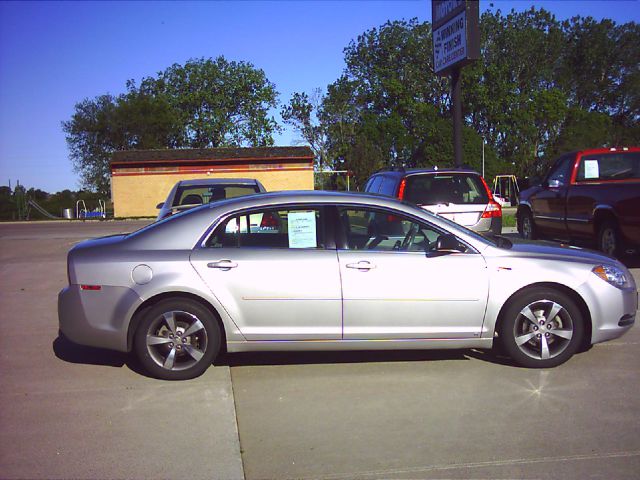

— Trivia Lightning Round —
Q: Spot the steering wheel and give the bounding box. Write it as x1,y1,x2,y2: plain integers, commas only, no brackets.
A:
401,224,418,250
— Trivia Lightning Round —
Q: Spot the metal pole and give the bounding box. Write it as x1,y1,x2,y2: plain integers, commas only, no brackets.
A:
482,137,485,178
451,67,463,168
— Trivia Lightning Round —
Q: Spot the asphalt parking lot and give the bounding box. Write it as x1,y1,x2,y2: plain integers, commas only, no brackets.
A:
1,220,639,479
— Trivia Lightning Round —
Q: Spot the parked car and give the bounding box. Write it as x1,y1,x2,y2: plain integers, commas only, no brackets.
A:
364,168,502,234
517,147,640,256
59,191,636,380
156,178,266,221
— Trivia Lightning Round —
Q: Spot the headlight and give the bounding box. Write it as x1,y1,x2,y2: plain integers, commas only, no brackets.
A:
592,265,632,289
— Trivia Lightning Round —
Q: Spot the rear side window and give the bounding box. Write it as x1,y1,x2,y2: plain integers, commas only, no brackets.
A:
364,176,383,194
207,207,325,249
404,174,489,205
378,176,397,196
173,184,259,207
576,152,640,181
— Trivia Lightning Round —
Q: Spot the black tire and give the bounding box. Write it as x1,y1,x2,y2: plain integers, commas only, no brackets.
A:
499,288,584,368
134,298,221,380
519,209,537,240
597,221,620,257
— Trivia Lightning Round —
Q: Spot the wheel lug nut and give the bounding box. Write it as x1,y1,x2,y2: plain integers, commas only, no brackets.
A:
169,334,174,339
182,338,187,343
545,332,550,337
169,342,174,347
536,333,541,338
533,326,538,331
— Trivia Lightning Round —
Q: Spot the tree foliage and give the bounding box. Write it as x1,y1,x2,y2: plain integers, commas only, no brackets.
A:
63,57,278,195
285,10,639,184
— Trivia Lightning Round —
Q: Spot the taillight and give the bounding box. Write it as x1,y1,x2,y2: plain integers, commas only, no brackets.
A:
481,200,502,218
80,285,102,291
397,178,407,200
479,176,502,219
260,212,278,229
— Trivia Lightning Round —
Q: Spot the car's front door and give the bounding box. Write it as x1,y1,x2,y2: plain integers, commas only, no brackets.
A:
336,207,489,339
530,154,575,237
190,206,342,341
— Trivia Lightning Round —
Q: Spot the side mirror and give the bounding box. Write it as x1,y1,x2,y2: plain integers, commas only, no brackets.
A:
156,202,164,209
547,179,562,188
435,234,465,253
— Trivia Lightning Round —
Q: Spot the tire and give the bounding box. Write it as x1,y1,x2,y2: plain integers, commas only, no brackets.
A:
499,288,584,368
519,209,537,240
597,221,620,257
134,298,221,380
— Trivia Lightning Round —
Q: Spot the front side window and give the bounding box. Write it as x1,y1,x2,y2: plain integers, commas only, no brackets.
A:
339,207,450,252
576,152,640,182
207,207,325,249
546,154,575,186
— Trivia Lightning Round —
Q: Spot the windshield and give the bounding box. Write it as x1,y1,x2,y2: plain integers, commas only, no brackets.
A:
172,184,259,207
404,173,489,205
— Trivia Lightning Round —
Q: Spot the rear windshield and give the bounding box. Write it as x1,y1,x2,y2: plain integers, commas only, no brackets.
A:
173,184,259,207
404,173,489,205
576,152,640,181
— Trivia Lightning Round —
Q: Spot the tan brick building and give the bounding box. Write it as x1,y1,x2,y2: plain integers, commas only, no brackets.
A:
110,147,314,217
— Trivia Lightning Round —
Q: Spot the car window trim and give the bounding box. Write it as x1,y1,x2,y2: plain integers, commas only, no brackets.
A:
197,203,336,251
332,204,479,254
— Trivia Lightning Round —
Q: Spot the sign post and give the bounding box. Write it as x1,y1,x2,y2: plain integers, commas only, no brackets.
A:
432,1,480,167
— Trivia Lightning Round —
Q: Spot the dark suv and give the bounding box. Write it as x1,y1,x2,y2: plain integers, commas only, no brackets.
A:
363,168,502,234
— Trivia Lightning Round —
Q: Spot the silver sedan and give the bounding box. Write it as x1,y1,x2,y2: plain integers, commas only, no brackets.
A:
58,191,637,380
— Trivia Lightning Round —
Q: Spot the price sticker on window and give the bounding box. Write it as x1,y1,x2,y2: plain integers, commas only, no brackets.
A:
288,211,317,248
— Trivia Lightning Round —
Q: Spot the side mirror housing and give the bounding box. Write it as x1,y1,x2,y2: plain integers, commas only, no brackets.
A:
435,234,465,253
156,202,164,209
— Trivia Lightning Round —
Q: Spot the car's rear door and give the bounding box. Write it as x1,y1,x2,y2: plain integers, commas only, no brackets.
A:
190,205,342,340
336,207,489,339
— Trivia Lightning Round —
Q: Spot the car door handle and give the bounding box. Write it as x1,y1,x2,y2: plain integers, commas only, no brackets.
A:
207,260,238,270
346,261,376,271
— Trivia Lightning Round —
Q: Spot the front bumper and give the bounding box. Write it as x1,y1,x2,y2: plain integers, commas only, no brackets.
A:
588,284,637,344
58,285,141,352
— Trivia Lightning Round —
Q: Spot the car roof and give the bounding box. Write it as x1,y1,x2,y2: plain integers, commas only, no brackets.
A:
177,178,261,187
371,168,481,177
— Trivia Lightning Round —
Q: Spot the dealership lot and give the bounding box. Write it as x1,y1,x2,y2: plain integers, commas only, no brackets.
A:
1,221,639,479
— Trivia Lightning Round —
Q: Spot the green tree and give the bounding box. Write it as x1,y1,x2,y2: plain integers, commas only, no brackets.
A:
139,57,279,148
281,89,329,170
63,56,279,196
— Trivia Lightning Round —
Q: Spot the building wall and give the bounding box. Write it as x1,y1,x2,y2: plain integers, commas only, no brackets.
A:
111,164,314,217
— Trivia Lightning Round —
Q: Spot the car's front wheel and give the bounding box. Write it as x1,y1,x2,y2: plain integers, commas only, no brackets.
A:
519,209,537,240
134,298,221,380
499,288,584,368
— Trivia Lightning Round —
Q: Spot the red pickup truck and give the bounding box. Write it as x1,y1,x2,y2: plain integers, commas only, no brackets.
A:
517,147,640,257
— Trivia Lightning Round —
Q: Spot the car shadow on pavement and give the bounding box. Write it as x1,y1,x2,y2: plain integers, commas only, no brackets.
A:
52,334,145,374
218,349,474,367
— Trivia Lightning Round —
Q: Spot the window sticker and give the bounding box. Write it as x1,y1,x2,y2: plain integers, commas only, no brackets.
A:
288,210,317,248
584,159,600,179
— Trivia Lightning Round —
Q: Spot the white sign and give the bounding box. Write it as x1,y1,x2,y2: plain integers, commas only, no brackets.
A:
584,159,600,179
434,11,467,73
288,211,317,248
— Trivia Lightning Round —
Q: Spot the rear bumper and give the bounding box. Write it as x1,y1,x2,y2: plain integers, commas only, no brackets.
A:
58,285,141,352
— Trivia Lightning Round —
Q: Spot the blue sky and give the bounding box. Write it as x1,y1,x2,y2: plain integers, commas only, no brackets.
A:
1,0,638,193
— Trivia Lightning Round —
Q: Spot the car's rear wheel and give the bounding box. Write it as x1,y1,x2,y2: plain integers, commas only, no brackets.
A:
519,210,537,240
597,221,620,257
499,289,584,368
134,298,221,380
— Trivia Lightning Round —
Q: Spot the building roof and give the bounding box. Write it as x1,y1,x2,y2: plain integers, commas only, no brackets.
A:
111,146,314,166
